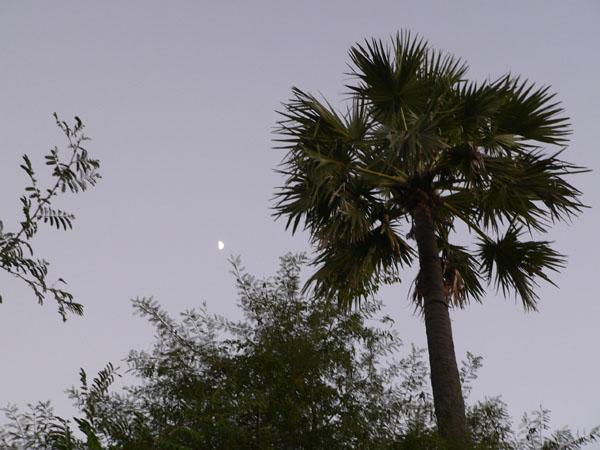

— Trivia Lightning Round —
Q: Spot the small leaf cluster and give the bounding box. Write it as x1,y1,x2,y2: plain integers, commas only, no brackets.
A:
0,114,101,319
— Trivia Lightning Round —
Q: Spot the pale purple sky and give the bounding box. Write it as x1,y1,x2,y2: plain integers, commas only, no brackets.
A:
1,0,598,434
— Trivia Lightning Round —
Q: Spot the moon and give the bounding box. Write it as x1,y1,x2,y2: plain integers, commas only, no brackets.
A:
217,240,225,250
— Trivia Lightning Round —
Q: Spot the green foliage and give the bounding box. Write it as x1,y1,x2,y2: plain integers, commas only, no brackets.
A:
0,402,56,448
0,114,100,319
1,255,597,449
273,31,586,311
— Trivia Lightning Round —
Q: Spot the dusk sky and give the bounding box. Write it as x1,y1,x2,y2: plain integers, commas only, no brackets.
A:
1,0,598,435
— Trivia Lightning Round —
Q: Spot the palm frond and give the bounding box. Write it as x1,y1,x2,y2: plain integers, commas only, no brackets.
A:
452,80,506,149
440,242,485,307
274,87,411,239
420,46,468,86
441,148,587,232
477,227,565,310
347,32,431,124
412,233,485,309
276,88,355,151
308,223,414,310
274,88,357,233
494,75,571,146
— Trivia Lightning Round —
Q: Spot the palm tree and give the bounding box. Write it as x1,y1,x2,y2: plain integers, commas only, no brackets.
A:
272,32,586,446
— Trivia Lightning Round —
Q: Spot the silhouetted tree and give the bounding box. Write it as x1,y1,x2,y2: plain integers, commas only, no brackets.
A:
273,32,586,445
2,255,597,449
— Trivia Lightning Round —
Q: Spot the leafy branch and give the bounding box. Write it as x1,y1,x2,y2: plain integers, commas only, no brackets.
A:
0,114,101,320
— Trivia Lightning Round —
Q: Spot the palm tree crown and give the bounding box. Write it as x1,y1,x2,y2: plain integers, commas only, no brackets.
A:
274,32,586,312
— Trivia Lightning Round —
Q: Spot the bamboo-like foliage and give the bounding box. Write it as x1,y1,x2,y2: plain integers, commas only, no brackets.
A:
274,31,586,311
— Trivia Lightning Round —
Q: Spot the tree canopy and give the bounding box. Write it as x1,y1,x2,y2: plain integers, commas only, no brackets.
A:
1,254,597,449
274,32,586,311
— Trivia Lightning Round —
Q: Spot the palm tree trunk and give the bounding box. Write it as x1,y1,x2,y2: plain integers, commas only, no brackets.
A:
412,200,470,447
